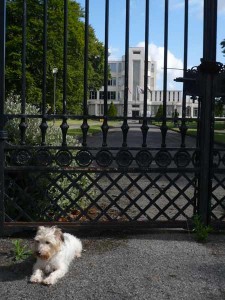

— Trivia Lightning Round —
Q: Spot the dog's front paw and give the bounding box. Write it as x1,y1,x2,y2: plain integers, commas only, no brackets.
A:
30,274,43,284
42,276,57,286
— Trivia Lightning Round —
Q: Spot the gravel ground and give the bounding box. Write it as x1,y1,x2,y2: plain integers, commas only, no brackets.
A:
1,230,225,300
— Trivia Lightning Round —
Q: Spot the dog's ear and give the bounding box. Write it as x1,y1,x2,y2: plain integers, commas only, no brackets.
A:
37,226,45,232
54,227,64,242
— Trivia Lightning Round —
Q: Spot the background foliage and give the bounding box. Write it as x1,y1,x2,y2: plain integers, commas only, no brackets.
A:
6,0,105,114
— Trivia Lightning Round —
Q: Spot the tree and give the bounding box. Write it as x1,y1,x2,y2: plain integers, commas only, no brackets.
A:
172,108,179,126
214,97,225,117
221,39,225,56
6,0,105,113
155,104,163,119
108,101,117,117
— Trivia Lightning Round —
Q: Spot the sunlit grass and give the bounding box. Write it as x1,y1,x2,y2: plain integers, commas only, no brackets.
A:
55,120,122,138
153,121,225,144
67,125,101,137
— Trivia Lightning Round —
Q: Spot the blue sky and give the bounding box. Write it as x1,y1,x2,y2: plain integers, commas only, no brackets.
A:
77,0,225,89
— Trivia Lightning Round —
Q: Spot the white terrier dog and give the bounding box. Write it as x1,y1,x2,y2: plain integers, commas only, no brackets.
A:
30,226,82,285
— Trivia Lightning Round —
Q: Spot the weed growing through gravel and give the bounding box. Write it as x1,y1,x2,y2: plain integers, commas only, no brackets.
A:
12,240,32,262
192,214,213,242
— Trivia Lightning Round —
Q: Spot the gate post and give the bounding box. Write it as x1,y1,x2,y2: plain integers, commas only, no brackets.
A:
0,0,7,235
198,0,218,225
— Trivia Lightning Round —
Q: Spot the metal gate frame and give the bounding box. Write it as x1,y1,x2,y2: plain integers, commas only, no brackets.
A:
0,0,225,234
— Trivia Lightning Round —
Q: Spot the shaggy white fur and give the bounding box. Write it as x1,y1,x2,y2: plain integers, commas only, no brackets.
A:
30,226,82,285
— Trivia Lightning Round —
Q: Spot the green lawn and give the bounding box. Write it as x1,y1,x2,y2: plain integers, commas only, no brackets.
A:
153,121,225,144
52,120,122,138
67,125,102,137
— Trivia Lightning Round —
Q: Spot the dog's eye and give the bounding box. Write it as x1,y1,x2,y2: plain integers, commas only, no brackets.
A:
45,241,50,245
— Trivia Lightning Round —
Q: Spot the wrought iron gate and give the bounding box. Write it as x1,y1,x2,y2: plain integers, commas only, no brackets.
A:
0,0,225,234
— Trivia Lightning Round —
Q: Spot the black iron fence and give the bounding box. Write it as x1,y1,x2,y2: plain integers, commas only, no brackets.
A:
0,0,225,234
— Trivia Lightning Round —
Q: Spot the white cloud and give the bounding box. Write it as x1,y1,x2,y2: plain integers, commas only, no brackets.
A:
137,42,183,89
108,46,121,61
218,0,225,14
172,0,225,17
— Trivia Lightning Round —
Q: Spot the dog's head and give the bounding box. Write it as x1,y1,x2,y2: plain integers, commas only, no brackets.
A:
33,226,64,260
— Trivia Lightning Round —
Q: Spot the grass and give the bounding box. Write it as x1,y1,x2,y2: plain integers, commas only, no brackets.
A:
67,125,102,137
51,119,122,138
153,120,225,144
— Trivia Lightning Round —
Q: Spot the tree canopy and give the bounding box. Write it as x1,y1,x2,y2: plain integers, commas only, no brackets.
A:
6,0,105,113
221,39,225,57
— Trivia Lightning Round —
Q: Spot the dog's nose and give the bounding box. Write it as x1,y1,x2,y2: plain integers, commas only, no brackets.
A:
36,251,41,256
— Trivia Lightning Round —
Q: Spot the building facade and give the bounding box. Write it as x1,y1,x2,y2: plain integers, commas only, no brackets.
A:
88,47,198,118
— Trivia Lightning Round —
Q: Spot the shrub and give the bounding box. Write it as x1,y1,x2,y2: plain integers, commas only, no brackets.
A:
5,94,94,221
5,93,77,146
108,101,117,117
155,104,163,119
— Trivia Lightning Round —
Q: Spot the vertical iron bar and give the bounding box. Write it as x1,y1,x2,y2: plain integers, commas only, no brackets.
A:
19,0,28,145
198,0,218,225
160,0,169,148
40,0,48,146
203,0,217,61
101,0,109,147
60,0,69,147
0,0,7,234
81,0,90,147
121,0,130,147
180,0,188,147
141,0,149,148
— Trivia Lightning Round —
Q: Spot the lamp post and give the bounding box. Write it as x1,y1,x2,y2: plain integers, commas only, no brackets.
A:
52,67,58,124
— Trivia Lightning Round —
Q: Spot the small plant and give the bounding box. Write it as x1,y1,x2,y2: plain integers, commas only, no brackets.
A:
192,214,213,242
12,239,32,261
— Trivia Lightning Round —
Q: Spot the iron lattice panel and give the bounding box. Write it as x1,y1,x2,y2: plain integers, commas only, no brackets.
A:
211,173,225,222
210,149,225,223
4,168,197,224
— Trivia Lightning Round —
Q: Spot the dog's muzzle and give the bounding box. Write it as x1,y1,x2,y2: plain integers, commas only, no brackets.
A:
36,251,50,260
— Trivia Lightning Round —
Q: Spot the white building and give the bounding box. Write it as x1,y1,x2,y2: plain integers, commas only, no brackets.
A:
88,47,198,118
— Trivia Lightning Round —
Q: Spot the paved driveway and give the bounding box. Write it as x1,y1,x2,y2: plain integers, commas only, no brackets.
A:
85,124,197,148
0,231,225,300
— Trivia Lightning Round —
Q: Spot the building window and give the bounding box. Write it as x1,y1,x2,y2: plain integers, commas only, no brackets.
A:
118,77,124,86
108,91,116,100
133,51,141,54
151,63,154,73
99,91,104,99
150,78,154,88
133,60,141,100
109,63,117,72
118,63,122,73
89,91,97,99
132,105,139,108
186,106,191,117
108,77,116,86
99,91,116,100
193,107,198,117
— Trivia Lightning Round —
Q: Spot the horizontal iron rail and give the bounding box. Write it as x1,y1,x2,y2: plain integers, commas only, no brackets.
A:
3,220,193,230
5,167,200,173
